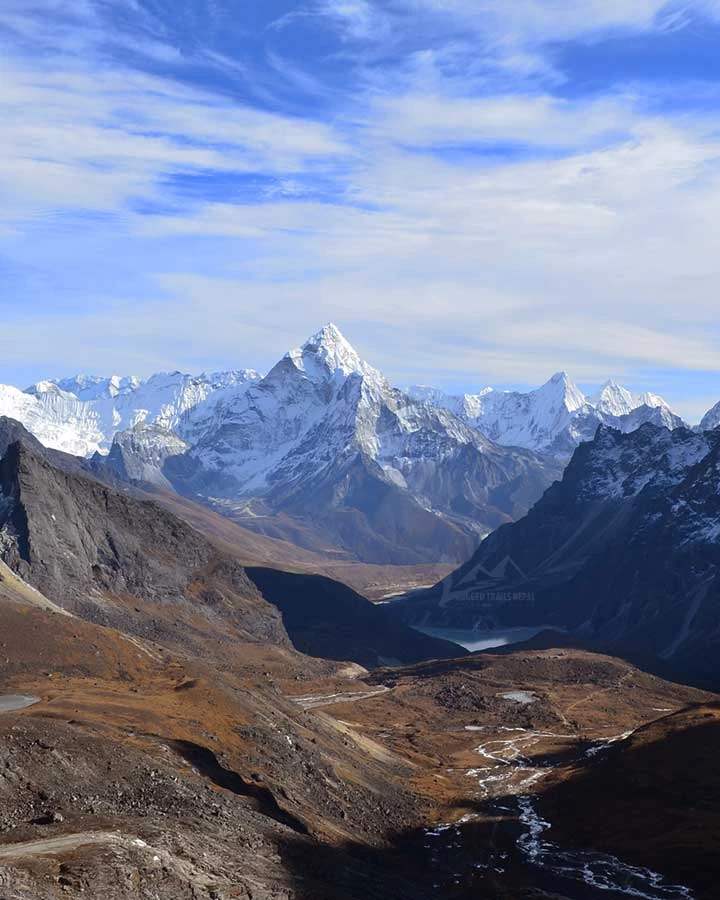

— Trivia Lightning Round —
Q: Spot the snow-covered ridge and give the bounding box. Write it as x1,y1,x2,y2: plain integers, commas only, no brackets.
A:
574,424,711,501
407,375,685,458
0,369,261,457
699,400,720,433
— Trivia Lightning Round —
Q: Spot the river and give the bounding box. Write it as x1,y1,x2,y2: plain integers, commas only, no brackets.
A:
423,725,695,899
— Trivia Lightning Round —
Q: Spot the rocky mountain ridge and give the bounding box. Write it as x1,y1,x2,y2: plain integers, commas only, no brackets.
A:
395,422,720,688
0,419,460,668
0,437,288,655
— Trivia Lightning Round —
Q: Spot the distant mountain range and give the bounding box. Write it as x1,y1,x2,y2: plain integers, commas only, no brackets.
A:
0,324,712,567
0,368,261,457
396,422,720,688
408,373,686,459
0,325,696,463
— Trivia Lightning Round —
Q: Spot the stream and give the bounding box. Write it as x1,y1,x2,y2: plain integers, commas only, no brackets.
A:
424,726,696,899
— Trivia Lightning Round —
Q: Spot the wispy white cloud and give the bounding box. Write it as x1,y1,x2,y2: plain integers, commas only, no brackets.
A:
271,0,386,41
318,0,720,46
368,92,638,148
118,108,720,392
2,0,720,416
0,55,348,232
314,0,386,40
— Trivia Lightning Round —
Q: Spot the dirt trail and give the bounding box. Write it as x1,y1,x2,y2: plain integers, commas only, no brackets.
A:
0,832,226,891
0,832,142,859
560,669,634,724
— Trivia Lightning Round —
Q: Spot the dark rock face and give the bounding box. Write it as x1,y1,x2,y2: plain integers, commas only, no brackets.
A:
0,430,465,672
0,439,288,652
0,416,95,479
395,424,720,688
258,449,480,567
246,567,465,668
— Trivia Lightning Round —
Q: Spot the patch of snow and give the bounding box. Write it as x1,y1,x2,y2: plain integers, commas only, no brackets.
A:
500,691,538,705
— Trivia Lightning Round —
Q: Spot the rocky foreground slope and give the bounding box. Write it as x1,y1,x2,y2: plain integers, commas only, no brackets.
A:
1,584,715,900
0,437,288,656
0,424,718,899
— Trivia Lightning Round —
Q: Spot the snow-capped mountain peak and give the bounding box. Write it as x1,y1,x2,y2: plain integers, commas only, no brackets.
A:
700,400,720,432
45,374,143,401
536,372,587,413
591,380,637,417
170,327,562,563
1,368,263,457
637,390,671,411
286,323,383,385
26,380,76,399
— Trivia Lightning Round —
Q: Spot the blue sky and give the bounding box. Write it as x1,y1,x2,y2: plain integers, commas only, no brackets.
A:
2,1,720,419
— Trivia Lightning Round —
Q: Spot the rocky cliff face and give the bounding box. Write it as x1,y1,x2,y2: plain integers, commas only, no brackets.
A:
105,423,190,490
0,438,288,655
396,423,720,687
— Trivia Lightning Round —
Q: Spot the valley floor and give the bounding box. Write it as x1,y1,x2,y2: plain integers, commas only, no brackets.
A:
1,615,716,900
285,650,717,899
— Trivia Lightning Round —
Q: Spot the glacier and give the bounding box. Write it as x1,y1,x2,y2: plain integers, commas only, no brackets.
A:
2,369,262,457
